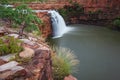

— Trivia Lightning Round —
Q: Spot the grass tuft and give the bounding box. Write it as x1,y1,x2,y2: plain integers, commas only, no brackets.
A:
52,47,79,80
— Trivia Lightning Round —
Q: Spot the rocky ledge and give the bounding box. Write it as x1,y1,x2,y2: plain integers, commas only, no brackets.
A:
0,27,52,80
0,27,77,80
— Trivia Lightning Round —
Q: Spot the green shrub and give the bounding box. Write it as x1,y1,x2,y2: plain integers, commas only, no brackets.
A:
58,8,68,21
0,6,14,21
0,36,23,56
0,4,42,36
58,2,84,21
88,9,103,14
52,47,79,80
113,19,120,27
0,0,8,5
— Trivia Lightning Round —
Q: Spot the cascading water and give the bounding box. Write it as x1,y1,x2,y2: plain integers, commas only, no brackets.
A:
34,10,72,38
3,5,68,38
48,10,67,38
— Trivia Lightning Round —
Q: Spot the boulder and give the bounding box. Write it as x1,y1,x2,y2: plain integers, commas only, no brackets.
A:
8,34,19,38
0,61,26,79
20,39,36,46
19,47,35,58
0,59,7,66
0,61,18,72
64,75,77,80
0,54,15,62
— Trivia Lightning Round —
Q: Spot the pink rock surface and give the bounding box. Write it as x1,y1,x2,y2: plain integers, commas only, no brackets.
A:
64,75,77,80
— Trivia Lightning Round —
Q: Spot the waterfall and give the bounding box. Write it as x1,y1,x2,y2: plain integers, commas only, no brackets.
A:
2,5,67,38
48,10,66,38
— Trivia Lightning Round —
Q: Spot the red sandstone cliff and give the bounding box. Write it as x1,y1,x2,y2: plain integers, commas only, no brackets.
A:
14,0,120,37
36,12,52,38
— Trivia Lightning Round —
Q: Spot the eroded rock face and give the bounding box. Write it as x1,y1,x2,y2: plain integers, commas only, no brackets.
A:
0,47,52,80
36,12,52,38
28,3,68,10
0,30,53,80
0,59,7,66
25,49,52,80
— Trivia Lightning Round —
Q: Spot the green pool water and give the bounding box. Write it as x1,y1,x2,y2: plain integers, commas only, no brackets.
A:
52,24,120,80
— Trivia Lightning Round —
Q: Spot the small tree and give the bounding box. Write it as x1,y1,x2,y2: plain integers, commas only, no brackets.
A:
0,4,42,37
13,4,42,37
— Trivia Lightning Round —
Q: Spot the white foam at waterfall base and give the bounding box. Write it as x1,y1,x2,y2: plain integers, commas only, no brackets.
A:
48,10,68,38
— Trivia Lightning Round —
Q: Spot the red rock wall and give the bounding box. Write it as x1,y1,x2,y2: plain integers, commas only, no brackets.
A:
74,0,120,13
14,0,120,37
32,0,120,36
28,2,69,10
36,12,52,38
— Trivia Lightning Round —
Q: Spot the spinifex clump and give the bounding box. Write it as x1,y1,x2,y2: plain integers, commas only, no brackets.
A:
0,36,23,56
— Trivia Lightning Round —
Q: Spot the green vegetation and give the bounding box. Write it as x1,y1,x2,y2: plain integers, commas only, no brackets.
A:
0,4,42,36
0,36,23,56
13,4,42,35
113,17,120,29
58,2,84,21
0,0,8,5
52,47,79,80
88,9,103,15
0,5,14,25
0,0,48,4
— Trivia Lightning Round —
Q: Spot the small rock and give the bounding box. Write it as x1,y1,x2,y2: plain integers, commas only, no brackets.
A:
20,39,36,46
0,54,15,62
28,37,37,42
0,59,7,66
8,34,19,38
19,47,34,58
64,75,77,80
0,60,26,79
0,61,18,72
0,66,26,79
